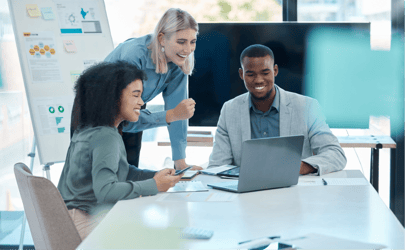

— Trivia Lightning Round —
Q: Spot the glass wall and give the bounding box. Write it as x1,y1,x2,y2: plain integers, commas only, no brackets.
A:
298,0,393,207
0,0,37,214
298,0,391,50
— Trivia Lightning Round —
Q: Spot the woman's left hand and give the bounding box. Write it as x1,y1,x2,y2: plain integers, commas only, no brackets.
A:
174,159,203,170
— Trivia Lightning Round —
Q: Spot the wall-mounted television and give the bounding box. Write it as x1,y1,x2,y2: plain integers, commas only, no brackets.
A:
189,22,370,127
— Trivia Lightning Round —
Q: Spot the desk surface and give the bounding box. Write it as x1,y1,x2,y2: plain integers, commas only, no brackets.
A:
337,135,396,148
77,170,404,249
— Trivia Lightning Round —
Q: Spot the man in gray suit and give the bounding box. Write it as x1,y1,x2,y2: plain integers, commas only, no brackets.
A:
208,44,346,175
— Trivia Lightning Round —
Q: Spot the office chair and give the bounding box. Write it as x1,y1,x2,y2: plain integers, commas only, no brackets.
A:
14,163,82,250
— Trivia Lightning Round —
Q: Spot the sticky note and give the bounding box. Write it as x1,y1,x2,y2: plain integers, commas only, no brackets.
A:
26,4,42,18
63,40,77,53
41,7,55,20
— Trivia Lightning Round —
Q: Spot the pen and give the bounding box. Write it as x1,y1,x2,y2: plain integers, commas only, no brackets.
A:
239,236,280,245
322,178,328,186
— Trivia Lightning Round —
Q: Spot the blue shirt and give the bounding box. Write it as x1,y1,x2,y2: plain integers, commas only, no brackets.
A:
249,86,280,139
104,35,187,161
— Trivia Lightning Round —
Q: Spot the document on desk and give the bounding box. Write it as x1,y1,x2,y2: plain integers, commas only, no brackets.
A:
157,192,237,202
166,181,208,193
199,165,235,175
280,233,386,249
323,178,368,186
298,178,368,186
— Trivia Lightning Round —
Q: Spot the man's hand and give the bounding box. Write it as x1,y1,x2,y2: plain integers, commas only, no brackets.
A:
166,98,196,123
153,168,182,192
174,159,203,171
299,161,317,175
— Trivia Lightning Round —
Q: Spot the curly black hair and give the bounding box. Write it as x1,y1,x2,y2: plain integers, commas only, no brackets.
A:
70,61,147,135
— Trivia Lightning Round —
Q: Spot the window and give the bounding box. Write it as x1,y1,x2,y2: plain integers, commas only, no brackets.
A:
105,0,283,45
104,0,282,106
0,0,35,215
298,0,391,50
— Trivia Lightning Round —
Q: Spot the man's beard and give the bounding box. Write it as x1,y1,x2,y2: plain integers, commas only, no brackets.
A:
251,87,273,101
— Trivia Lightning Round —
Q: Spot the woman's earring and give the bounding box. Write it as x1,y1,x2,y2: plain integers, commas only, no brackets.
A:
161,47,165,53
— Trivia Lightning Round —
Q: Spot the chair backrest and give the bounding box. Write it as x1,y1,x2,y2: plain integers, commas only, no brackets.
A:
14,163,82,250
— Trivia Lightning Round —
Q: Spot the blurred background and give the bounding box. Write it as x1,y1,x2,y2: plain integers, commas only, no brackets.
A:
0,0,402,247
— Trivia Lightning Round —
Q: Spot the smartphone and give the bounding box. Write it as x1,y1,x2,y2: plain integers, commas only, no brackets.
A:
174,166,192,176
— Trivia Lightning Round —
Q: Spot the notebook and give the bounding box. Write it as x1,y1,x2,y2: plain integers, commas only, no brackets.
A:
207,135,304,193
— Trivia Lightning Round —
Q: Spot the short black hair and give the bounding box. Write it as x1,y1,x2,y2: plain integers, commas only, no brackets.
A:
72,61,147,130
240,44,275,66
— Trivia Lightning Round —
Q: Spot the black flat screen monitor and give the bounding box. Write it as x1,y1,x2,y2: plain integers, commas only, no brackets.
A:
189,22,370,127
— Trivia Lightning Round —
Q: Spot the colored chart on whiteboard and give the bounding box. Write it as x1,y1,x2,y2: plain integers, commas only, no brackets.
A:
23,31,62,83
33,96,74,135
55,1,102,34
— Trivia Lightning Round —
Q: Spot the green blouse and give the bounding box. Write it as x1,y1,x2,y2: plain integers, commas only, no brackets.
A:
57,126,158,214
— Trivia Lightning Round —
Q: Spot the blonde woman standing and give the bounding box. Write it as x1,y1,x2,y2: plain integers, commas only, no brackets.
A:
104,8,202,170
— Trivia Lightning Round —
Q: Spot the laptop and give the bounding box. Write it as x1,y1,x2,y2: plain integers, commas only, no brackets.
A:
207,135,304,193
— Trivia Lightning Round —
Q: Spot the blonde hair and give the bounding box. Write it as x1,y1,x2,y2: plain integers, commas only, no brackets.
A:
148,8,198,75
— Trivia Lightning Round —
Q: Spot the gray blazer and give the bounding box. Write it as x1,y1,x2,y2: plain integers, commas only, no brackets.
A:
208,86,347,175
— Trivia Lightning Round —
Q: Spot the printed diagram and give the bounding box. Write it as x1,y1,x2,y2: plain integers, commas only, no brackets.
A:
80,8,88,19
27,40,55,59
56,1,101,34
60,10,81,31
34,97,73,135
24,31,62,83
68,13,76,25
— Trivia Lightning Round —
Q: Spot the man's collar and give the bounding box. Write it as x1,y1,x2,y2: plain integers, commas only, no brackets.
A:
248,86,280,114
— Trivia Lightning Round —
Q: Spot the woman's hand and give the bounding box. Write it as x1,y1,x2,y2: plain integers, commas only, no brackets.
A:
166,98,196,123
153,168,182,192
174,159,203,170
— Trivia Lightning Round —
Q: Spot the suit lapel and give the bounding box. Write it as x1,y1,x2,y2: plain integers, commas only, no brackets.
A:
240,94,251,142
278,86,292,136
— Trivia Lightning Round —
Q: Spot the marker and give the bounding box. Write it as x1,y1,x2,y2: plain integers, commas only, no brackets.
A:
322,178,328,186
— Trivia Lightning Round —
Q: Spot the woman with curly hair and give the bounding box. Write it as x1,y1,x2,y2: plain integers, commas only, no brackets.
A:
59,61,182,240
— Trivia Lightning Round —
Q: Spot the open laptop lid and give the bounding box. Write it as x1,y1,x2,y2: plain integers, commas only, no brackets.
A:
236,135,304,193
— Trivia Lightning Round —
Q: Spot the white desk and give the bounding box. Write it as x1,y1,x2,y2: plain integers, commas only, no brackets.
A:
77,170,404,249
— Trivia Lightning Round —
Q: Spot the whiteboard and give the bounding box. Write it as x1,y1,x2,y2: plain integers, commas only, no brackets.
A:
8,0,114,164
